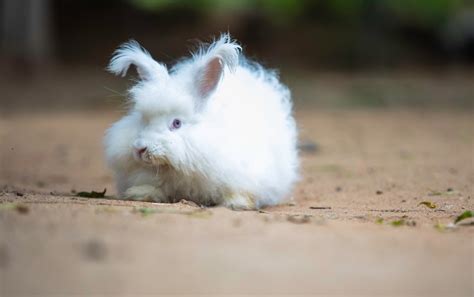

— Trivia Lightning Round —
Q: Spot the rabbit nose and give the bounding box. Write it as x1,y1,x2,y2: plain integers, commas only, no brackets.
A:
136,147,147,158
133,140,148,158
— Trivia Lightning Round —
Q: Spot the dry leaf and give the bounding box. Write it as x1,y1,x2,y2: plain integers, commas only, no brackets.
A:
77,188,107,198
418,201,437,209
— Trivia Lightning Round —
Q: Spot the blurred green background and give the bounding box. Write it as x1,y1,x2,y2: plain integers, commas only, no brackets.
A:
0,0,473,111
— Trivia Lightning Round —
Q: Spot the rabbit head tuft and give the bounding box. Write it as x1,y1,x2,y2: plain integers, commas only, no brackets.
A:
107,40,168,81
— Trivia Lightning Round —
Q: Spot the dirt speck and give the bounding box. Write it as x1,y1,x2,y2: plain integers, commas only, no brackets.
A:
232,218,242,227
287,214,312,224
15,204,29,214
83,239,107,262
298,140,319,153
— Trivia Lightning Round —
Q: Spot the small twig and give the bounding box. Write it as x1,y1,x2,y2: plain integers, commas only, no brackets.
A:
309,206,332,210
368,209,416,213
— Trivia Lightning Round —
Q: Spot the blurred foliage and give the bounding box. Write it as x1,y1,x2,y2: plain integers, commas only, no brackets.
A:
129,0,304,17
128,0,470,27
384,0,467,27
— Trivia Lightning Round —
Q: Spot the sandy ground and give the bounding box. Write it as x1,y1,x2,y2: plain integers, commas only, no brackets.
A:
0,108,473,296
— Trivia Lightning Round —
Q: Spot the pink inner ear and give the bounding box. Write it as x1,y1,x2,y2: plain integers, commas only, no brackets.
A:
198,57,223,98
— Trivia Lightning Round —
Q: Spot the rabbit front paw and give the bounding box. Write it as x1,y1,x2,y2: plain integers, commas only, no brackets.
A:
223,192,256,210
123,185,165,202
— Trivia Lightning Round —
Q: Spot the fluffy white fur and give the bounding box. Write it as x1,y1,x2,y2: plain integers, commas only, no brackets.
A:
104,34,299,210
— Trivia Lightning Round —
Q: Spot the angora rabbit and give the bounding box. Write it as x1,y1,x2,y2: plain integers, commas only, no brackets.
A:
104,34,298,210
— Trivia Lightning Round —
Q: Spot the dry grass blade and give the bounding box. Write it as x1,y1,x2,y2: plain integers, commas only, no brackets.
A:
454,211,473,224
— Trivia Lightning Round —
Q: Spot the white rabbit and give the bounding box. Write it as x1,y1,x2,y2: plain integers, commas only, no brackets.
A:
104,34,299,210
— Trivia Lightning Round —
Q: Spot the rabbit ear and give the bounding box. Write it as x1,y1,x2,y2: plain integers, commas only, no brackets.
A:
194,34,241,101
195,56,224,98
107,40,168,81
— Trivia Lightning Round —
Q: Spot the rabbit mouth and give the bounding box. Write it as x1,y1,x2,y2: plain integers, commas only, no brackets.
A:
133,145,173,168
135,150,169,167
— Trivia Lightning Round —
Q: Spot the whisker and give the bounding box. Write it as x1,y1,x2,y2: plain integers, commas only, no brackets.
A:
103,86,127,97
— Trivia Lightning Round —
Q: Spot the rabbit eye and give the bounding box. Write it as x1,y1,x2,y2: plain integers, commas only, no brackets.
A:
171,118,182,130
